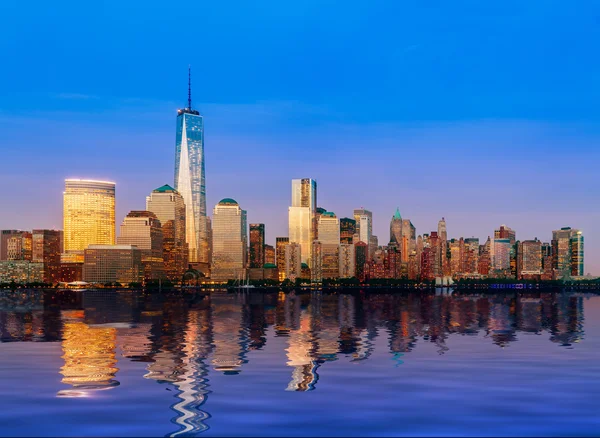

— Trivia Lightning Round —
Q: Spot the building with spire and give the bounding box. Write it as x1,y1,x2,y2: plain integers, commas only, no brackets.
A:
389,208,402,247
174,67,209,271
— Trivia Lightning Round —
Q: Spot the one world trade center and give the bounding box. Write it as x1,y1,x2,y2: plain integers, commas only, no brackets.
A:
174,67,209,268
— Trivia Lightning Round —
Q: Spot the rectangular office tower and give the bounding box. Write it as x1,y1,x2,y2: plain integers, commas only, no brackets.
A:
249,224,265,268
146,185,188,281
63,179,116,260
211,198,247,281
174,69,209,267
289,178,317,267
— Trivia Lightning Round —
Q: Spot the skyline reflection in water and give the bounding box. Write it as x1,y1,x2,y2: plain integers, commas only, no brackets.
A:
0,289,597,437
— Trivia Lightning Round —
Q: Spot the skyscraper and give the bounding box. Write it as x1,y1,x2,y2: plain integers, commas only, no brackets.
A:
174,67,209,266
317,212,340,245
117,211,164,280
339,218,356,245
276,237,290,281
518,239,542,278
438,218,449,276
249,224,265,268
284,242,302,281
63,179,116,260
146,185,188,281
354,209,373,250
32,229,62,283
552,227,580,279
389,208,402,247
211,198,247,281
570,230,584,277
289,179,317,267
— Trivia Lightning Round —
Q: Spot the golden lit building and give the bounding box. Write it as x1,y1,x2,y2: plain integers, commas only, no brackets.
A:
289,178,317,267
117,211,164,280
6,232,32,261
58,311,119,397
276,237,289,281
32,229,62,283
146,185,188,281
63,179,116,261
211,198,247,281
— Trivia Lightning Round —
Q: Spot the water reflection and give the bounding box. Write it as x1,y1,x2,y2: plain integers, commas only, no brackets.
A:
0,289,593,434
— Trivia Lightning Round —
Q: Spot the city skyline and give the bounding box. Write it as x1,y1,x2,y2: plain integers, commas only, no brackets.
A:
1,2,599,274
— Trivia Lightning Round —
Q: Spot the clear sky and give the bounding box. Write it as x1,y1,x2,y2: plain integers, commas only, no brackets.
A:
1,0,599,273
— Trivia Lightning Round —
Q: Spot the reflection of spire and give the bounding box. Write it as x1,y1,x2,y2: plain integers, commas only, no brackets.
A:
168,308,212,437
57,312,119,397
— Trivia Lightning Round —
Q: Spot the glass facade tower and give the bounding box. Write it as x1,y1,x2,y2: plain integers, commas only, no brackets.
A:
63,179,116,253
174,71,208,265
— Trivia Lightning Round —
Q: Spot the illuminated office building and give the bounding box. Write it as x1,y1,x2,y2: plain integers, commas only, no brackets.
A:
492,238,511,271
570,230,584,277
276,237,290,281
369,235,378,260
249,224,265,268
117,211,164,280
464,237,479,274
284,242,302,281
552,227,578,279
311,241,323,282
32,229,62,283
289,178,317,267
6,231,32,261
339,218,356,245
0,260,44,283
211,198,247,281
317,212,340,245
0,230,22,260
63,179,116,257
174,68,209,266
264,244,275,265
478,237,492,275
518,239,542,278
339,243,355,278
146,185,188,280
83,245,143,285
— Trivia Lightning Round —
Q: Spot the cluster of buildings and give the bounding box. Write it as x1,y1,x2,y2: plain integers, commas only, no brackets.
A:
0,72,586,285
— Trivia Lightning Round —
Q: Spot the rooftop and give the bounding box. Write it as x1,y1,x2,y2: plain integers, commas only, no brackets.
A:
154,184,177,193
218,198,238,205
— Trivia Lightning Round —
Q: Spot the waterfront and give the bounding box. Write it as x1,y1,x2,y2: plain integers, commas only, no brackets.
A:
0,289,599,437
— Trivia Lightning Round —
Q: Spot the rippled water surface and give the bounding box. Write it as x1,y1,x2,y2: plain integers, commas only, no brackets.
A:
1,289,599,437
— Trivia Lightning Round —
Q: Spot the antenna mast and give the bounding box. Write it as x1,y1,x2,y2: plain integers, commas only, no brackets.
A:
188,65,192,110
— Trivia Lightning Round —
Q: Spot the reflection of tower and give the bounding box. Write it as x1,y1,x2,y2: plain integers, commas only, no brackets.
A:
168,307,213,437
286,309,319,391
549,295,584,346
487,297,517,347
211,294,248,374
57,311,119,397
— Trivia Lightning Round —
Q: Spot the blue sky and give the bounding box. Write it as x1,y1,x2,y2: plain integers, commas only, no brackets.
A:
1,0,599,273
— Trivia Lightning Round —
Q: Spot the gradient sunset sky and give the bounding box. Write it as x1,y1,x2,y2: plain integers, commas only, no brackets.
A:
1,1,599,273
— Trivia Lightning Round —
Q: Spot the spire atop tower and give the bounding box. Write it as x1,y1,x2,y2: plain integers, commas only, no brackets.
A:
188,65,192,110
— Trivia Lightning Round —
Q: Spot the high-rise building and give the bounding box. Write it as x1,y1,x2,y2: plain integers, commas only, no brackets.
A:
83,244,143,285
464,238,479,274
493,238,512,271
389,208,402,247
211,198,247,281
353,208,372,241
264,244,275,265
174,68,209,266
32,229,62,283
552,227,579,279
339,243,355,278
0,230,22,260
401,219,416,263
249,224,265,268
63,179,116,257
354,241,368,282
438,218,449,276
317,212,340,245
276,237,290,281
6,231,32,261
429,231,441,278
284,242,302,281
369,235,378,260
478,237,492,275
289,179,317,267
339,218,356,245
518,239,542,278
146,185,188,281
570,230,584,277
117,211,164,280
